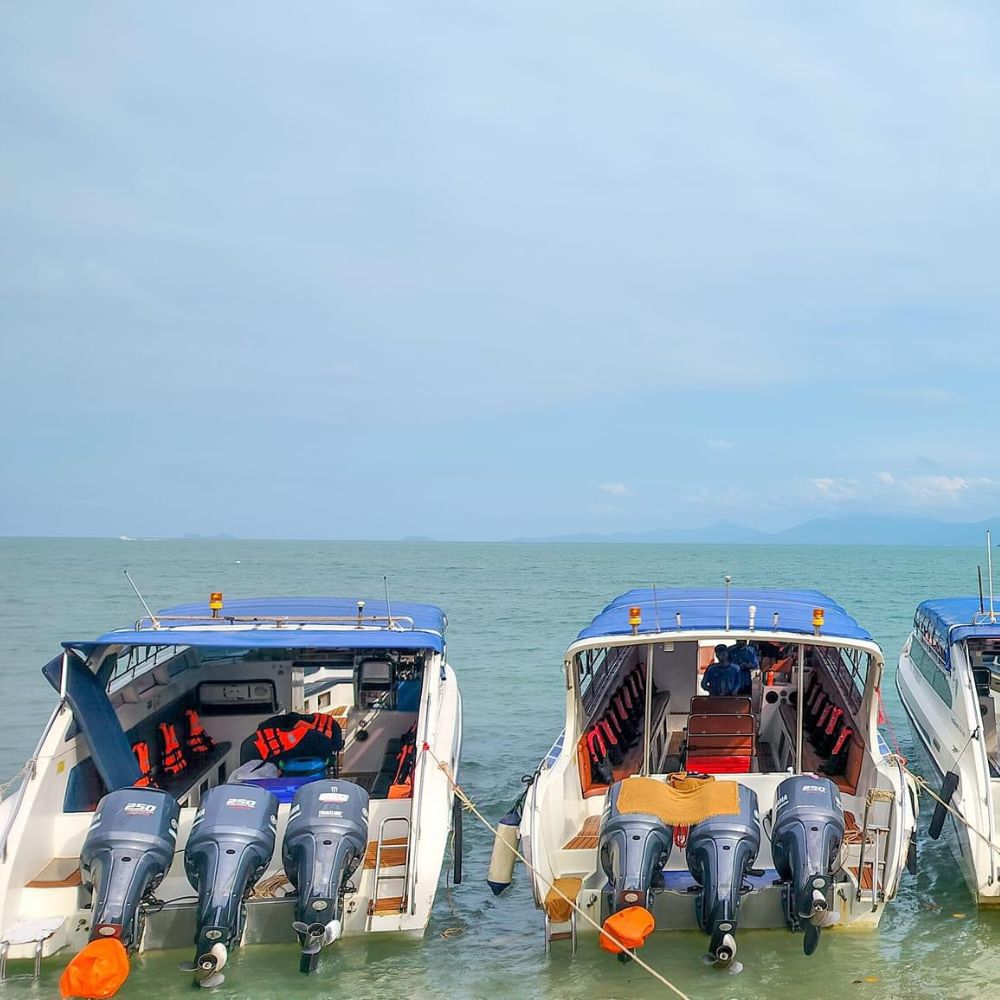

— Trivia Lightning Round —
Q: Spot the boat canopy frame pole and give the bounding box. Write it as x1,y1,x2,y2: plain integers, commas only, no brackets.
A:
795,643,805,772
642,643,654,776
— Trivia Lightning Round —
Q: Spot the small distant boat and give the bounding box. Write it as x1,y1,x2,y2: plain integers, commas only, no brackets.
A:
0,594,462,993
497,586,917,971
896,595,1000,904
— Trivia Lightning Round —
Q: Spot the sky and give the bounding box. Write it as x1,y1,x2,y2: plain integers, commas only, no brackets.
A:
2,2,999,540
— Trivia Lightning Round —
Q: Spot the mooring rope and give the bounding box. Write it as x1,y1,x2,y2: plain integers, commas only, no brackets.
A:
420,743,693,1000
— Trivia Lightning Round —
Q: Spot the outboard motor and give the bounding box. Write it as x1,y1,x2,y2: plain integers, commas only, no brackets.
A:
182,784,278,988
598,780,673,957
686,783,760,972
60,788,181,999
79,787,180,949
282,780,369,973
771,774,845,955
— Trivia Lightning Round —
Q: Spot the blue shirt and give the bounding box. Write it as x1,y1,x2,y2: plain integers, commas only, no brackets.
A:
729,645,759,695
701,662,740,697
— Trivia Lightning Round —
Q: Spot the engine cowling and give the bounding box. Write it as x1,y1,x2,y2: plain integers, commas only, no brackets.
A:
771,774,844,955
79,787,180,949
685,783,760,968
281,780,369,972
598,780,673,921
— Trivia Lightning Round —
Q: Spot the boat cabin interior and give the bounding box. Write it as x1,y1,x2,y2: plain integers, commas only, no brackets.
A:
574,636,872,798
46,641,430,815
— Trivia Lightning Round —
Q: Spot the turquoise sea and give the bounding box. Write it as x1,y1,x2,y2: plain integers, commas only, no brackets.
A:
0,538,996,1000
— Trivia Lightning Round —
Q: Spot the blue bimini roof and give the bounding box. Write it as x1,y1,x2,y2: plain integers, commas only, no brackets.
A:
576,588,873,644
64,597,447,655
916,597,1000,644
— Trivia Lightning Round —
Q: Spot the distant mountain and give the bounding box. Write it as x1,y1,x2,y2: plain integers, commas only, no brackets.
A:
527,515,1000,546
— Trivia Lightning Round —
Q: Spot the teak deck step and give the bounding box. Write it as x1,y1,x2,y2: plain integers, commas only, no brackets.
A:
363,837,408,869
369,895,406,915
849,863,882,892
25,859,82,889
563,815,601,851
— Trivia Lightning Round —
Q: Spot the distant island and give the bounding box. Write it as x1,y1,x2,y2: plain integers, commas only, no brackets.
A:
520,515,1000,547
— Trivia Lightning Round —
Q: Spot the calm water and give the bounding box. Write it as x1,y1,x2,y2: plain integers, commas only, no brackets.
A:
0,538,997,1000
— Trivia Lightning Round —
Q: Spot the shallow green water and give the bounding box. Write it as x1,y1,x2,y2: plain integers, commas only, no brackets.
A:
0,538,995,1000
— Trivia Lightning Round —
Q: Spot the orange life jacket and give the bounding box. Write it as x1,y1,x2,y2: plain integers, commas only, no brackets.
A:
831,725,853,755
159,722,187,776
132,741,156,788
253,719,315,760
393,742,416,786
307,713,339,741
185,708,215,755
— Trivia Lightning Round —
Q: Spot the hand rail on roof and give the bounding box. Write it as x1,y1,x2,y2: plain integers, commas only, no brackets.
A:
131,613,418,631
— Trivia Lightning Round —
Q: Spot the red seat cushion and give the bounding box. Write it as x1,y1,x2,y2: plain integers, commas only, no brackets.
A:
685,754,751,774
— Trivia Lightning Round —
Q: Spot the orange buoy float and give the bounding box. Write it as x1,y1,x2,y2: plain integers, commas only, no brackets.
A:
59,938,130,999
599,904,655,955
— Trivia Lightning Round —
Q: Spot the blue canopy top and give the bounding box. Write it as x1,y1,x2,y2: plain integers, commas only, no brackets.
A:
916,597,1000,644
576,588,873,644
63,597,447,655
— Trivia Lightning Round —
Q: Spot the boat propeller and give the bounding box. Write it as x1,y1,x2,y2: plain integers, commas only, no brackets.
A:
179,942,229,988
292,919,342,973
803,889,839,956
703,931,742,974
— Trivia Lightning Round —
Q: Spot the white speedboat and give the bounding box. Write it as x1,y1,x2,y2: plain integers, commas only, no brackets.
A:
896,595,1000,904
0,594,462,993
497,587,917,971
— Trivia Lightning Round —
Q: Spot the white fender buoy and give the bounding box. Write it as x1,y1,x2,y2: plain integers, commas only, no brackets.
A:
487,805,521,896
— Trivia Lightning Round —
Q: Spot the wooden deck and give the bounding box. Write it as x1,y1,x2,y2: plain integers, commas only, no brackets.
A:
369,894,406,915
363,836,408,869
563,815,600,851
25,858,82,889
849,863,881,892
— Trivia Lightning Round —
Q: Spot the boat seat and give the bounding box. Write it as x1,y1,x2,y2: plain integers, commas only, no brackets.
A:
689,696,752,716
684,714,755,774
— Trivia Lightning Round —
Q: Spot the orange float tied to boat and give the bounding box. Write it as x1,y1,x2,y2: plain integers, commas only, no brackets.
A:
59,938,130,999
599,904,655,955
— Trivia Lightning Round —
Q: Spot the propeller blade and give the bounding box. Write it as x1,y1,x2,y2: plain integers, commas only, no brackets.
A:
178,962,198,972
803,922,821,956
198,972,226,989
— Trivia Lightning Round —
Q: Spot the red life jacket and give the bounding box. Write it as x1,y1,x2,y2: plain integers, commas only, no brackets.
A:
132,741,156,788
159,723,187,776
824,707,844,736
308,713,339,740
816,703,833,730
393,742,416,786
831,726,853,755
185,709,215,755
253,719,314,760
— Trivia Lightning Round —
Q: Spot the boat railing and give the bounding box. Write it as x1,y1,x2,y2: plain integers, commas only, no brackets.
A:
134,612,417,631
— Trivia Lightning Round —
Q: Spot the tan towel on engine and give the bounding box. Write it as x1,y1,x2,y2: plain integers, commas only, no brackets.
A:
615,773,739,826
544,876,583,923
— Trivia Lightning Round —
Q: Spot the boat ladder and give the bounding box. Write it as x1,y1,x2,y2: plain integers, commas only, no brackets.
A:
544,909,578,955
855,787,896,910
367,815,410,925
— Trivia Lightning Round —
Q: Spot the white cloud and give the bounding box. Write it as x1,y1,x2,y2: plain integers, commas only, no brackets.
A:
599,483,631,497
707,438,735,451
803,477,861,502
875,471,895,484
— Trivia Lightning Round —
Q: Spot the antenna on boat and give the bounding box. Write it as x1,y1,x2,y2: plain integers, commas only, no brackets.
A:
979,565,985,614
123,569,158,628
384,575,395,629
988,531,996,624
724,575,732,631
651,584,661,632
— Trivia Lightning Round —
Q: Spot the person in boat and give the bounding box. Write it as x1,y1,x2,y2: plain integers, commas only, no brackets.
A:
729,640,760,696
701,644,740,696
